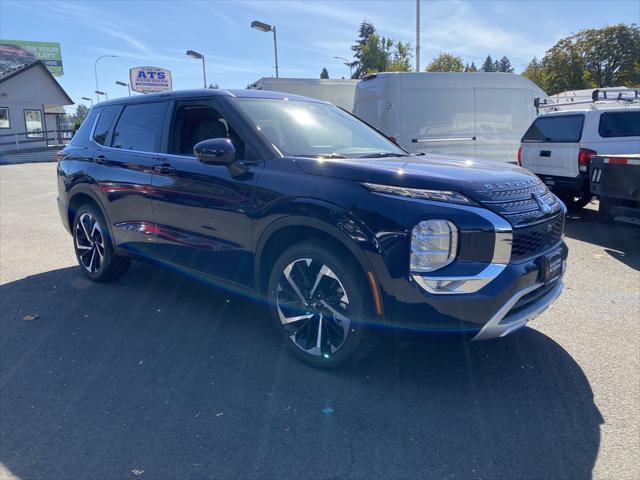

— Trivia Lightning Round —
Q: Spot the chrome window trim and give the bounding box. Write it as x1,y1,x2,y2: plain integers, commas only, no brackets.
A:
411,203,513,295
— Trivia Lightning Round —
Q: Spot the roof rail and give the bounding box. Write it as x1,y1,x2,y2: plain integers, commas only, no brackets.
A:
534,88,639,114
591,87,639,101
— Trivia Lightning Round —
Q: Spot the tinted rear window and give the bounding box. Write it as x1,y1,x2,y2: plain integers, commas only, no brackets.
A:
70,111,98,147
111,102,167,152
92,105,120,145
522,115,584,143
598,111,640,137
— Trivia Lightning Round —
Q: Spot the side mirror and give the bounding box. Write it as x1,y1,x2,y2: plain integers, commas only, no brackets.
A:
194,138,236,165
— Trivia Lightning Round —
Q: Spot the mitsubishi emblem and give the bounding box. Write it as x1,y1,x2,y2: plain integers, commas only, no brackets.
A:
532,192,552,214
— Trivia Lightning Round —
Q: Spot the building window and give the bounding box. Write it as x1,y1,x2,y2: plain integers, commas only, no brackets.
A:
24,109,44,138
0,107,9,129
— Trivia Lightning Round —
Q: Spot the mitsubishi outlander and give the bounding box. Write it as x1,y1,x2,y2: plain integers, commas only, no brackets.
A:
57,90,567,368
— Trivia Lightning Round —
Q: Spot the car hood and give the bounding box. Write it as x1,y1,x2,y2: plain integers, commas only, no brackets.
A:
292,154,542,204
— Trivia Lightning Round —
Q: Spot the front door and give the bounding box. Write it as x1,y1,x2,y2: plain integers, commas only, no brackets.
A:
150,98,263,287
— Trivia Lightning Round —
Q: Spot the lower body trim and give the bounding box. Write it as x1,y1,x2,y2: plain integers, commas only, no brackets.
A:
472,280,564,341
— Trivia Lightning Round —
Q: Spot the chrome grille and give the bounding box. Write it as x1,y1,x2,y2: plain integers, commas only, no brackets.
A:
477,179,562,227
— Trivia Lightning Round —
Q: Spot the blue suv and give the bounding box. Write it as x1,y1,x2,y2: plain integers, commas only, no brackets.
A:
57,89,567,368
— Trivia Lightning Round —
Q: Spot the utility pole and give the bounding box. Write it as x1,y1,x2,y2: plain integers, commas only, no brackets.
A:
416,0,421,72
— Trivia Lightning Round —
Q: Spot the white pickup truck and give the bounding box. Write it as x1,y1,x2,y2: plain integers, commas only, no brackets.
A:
519,89,639,210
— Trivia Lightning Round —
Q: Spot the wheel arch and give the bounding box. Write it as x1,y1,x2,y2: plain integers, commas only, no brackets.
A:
254,215,384,318
67,185,114,241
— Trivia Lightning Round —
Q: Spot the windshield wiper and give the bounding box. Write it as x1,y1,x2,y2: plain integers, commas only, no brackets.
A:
358,152,409,158
293,153,348,159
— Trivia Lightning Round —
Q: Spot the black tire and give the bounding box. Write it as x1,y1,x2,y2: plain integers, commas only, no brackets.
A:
267,241,374,368
598,196,621,224
558,192,592,212
72,204,131,282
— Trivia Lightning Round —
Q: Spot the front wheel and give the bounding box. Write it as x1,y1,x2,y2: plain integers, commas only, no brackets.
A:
267,242,374,368
73,204,131,282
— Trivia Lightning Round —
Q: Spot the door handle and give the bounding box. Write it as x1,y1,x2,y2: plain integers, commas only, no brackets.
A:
540,150,551,157
153,163,175,174
94,154,107,164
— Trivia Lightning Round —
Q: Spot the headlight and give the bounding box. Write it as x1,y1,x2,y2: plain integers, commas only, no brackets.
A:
362,183,472,205
410,220,458,272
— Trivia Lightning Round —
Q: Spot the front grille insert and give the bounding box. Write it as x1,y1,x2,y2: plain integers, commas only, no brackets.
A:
511,215,564,260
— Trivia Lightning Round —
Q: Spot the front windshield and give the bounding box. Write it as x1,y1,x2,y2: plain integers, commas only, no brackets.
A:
232,98,406,159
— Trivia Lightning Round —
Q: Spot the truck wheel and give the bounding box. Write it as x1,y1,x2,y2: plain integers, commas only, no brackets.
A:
267,241,373,368
559,193,592,212
73,204,131,282
598,197,621,224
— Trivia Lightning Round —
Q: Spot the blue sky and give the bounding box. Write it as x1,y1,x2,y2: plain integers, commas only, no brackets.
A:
1,0,637,109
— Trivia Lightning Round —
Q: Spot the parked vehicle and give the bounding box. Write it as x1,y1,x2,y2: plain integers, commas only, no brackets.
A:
353,72,545,162
248,77,358,111
520,89,639,210
57,89,567,368
590,154,640,225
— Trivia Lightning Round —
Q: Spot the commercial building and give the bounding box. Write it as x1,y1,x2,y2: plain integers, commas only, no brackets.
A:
0,60,73,153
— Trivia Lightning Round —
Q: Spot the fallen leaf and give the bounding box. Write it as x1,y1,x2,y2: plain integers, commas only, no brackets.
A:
131,469,144,476
216,412,223,417
23,314,39,321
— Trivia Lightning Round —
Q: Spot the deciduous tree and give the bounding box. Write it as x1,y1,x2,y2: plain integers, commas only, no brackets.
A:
426,53,464,72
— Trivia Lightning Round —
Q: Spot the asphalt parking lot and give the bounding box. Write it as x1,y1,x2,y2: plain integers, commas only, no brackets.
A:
1,162,639,480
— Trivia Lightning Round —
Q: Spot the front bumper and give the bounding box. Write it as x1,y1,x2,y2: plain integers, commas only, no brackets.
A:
376,240,568,338
472,279,563,341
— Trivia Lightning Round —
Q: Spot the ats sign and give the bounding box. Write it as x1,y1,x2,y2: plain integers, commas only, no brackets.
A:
130,66,172,94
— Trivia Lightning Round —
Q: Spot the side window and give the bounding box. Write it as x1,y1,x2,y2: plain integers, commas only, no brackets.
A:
599,111,640,138
70,111,98,147
111,102,167,152
92,105,120,145
169,101,248,159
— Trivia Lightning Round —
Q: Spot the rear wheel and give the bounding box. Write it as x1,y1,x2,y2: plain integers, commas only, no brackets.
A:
558,192,592,211
598,196,622,224
267,242,373,368
73,204,131,282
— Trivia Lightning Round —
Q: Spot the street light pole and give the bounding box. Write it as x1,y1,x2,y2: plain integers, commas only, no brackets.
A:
81,96,93,107
272,26,279,78
94,55,117,103
116,81,131,96
251,20,279,78
333,56,353,78
186,50,206,88
416,0,421,72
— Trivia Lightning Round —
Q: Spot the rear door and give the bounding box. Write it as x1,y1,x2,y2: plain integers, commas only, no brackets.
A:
91,101,168,253
520,113,584,177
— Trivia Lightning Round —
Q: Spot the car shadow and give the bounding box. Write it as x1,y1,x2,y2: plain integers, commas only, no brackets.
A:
1,263,602,480
564,205,640,271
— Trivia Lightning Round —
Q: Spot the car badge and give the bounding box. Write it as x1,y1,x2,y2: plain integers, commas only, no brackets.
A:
532,192,552,214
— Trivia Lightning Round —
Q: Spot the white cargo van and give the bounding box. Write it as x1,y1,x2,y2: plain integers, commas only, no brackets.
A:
247,78,358,111
353,72,545,162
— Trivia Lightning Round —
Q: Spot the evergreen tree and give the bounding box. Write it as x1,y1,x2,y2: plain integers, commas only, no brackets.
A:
481,55,495,72
497,56,514,73
350,20,377,78
320,67,329,79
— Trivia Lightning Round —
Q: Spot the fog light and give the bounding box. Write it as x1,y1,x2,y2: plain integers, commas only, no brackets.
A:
410,220,458,272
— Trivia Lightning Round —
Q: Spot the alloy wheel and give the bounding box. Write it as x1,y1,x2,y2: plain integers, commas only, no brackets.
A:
276,258,352,357
75,212,105,273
